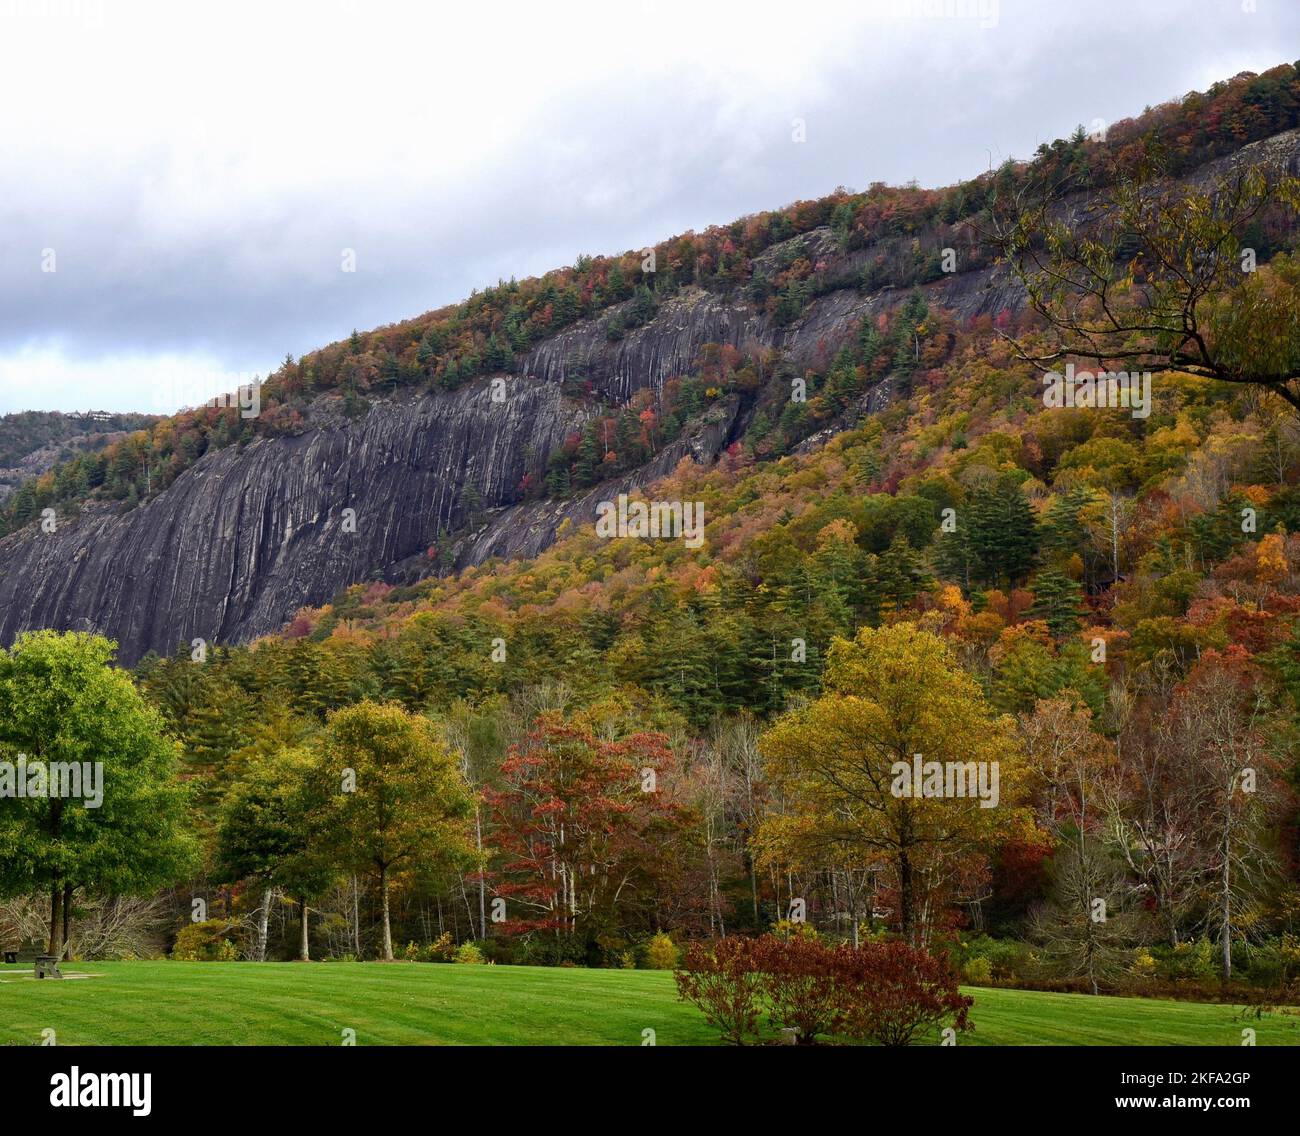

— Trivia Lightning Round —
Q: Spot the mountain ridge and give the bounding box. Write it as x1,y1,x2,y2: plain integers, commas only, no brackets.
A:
4,68,1300,664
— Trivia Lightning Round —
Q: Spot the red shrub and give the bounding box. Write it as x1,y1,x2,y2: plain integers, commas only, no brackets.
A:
751,935,847,1044
677,935,973,1046
675,938,764,1046
836,940,973,1047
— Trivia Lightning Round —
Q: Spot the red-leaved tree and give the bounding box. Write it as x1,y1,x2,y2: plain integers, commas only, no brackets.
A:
484,713,686,951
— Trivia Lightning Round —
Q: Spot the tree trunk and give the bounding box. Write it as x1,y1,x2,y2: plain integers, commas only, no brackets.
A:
352,875,361,955
713,867,726,938
255,888,272,962
379,864,393,961
298,895,310,962
1221,848,1232,983
47,879,64,958
476,809,487,940
45,802,65,957
897,848,915,945
62,882,73,957
458,874,476,938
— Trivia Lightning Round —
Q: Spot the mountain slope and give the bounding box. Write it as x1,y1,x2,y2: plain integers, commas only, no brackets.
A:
0,410,158,503
3,68,1299,665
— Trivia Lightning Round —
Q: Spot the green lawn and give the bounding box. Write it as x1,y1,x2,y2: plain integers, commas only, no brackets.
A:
2,961,1297,1046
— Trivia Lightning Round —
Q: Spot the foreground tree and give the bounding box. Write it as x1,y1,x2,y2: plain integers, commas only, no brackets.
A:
757,623,1020,945
0,631,197,957
311,701,474,961
485,710,686,956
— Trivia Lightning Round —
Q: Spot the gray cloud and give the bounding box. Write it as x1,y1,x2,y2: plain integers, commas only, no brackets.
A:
0,0,1294,412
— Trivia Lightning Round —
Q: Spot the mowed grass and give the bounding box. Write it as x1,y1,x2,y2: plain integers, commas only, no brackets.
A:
2,961,1298,1046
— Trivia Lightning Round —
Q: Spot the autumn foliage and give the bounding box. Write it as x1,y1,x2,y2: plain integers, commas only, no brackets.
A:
483,712,686,946
675,934,971,1046
674,937,768,1045
833,939,973,1047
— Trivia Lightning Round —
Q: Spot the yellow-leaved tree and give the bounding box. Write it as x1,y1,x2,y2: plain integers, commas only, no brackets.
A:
756,622,1022,946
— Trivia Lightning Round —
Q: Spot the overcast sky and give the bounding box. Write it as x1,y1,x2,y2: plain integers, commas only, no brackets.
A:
0,0,1294,415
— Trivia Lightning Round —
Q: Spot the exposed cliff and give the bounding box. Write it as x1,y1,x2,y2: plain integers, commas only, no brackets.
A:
0,380,585,662
521,248,1021,402
2,126,1294,665
0,231,1017,663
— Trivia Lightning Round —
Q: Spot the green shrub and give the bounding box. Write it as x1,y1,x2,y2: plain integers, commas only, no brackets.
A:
956,935,1030,983
644,931,680,970
1153,939,1218,983
478,938,517,965
1240,936,1300,987
963,956,992,985
172,919,243,961
455,942,485,964
595,932,630,969
515,934,586,967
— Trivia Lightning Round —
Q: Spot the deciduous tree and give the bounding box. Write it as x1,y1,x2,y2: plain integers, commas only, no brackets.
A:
757,623,1020,945
0,631,198,957
311,701,474,961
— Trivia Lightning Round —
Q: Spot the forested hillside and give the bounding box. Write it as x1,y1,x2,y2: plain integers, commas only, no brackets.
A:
2,67,1298,670
0,409,158,504
2,64,1299,537
4,64,1300,1000
124,281,1300,979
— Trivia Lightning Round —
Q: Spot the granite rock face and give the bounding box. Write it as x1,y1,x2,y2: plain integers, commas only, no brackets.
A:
2,227,973,663
0,379,585,663
0,230,1053,666
520,255,1021,404
449,397,743,570
10,127,1292,663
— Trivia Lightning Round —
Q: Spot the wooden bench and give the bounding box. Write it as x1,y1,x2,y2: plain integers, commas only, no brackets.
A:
3,944,38,965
